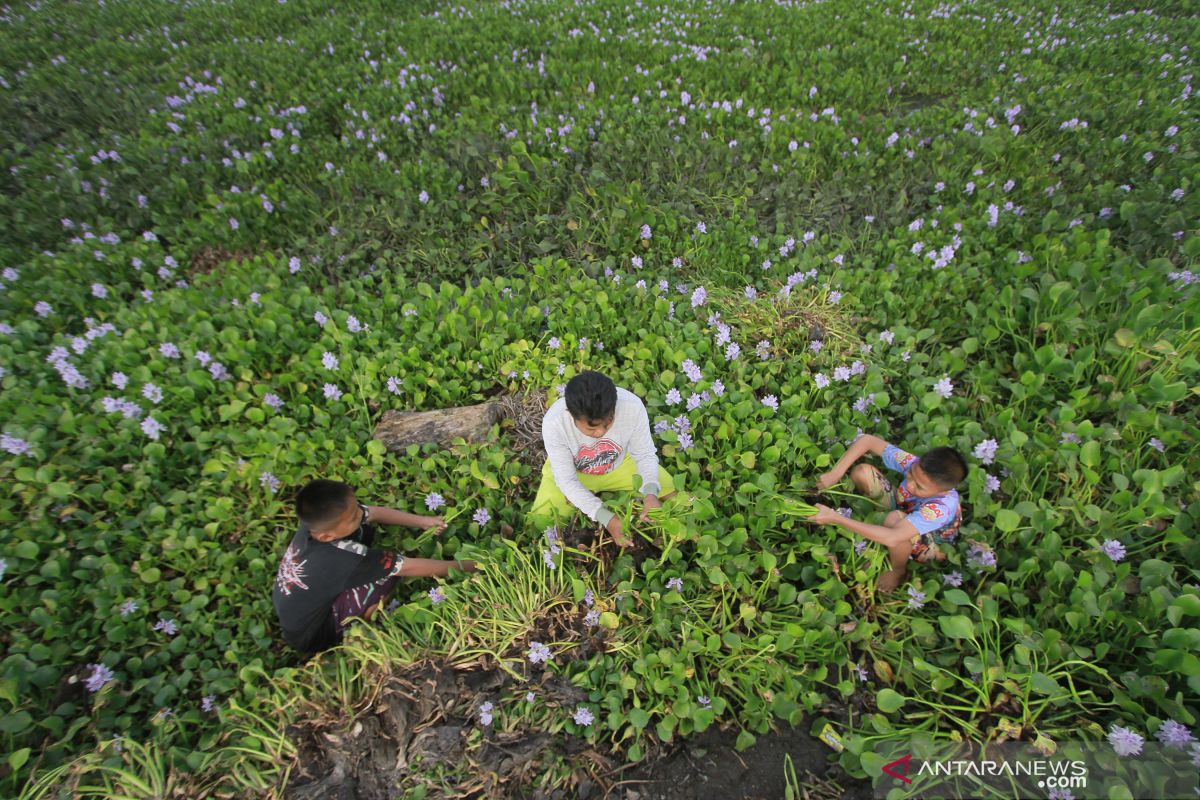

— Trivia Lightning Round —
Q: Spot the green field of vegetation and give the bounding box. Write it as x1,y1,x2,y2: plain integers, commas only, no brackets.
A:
0,0,1196,797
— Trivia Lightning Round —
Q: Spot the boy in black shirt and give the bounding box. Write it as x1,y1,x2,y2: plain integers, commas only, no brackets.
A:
273,479,477,654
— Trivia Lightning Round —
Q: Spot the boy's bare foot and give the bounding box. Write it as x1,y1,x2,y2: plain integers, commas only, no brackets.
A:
877,567,907,593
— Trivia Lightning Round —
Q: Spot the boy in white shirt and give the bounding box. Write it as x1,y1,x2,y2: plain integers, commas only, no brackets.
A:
533,371,676,546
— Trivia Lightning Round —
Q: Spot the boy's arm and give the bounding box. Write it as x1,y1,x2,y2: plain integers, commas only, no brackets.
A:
810,504,917,547
626,398,661,498
816,434,889,488
398,558,476,578
367,506,443,531
543,418,613,525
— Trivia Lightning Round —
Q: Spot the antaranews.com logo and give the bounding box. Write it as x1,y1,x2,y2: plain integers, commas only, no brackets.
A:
869,741,1198,799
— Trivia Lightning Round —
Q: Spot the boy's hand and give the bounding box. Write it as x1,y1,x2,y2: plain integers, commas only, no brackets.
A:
639,494,662,522
451,559,478,573
422,516,447,535
606,515,632,548
815,471,841,490
808,503,843,526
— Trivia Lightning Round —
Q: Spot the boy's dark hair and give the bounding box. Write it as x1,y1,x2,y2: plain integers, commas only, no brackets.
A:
295,479,354,528
565,371,617,422
920,447,968,488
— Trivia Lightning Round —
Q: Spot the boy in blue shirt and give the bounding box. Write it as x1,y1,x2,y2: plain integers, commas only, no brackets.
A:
808,434,967,592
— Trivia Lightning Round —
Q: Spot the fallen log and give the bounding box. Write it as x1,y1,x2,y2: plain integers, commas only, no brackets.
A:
373,402,502,451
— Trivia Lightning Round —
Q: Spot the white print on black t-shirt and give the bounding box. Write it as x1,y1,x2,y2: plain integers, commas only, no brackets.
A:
275,544,310,596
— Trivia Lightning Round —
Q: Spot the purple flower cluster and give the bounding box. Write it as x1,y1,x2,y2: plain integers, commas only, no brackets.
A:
667,577,683,591
2,433,32,455
973,439,998,465
527,641,552,664
906,586,926,609
933,376,954,398
425,492,446,511
85,663,115,693
967,543,996,569
473,508,490,526
1108,725,1144,756
1100,540,1126,562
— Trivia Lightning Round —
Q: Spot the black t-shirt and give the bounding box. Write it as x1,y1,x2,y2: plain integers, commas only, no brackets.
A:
272,515,404,654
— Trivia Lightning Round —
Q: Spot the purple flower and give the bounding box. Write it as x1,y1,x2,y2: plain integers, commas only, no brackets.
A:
429,587,446,604
828,290,842,304
386,376,402,396
1108,725,1144,756
289,256,301,274
833,366,851,382
479,702,494,726
584,609,599,627
665,388,683,406
159,342,180,359
1148,438,1165,453
1,434,31,456
346,315,364,333
473,508,491,526
313,311,328,326
711,380,725,397
322,383,342,401
968,544,996,569
813,373,830,389
690,286,708,308
543,549,557,569
322,352,339,371
573,706,595,726
756,340,771,360
854,540,868,554
1100,540,1126,562
264,393,283,410
418,190,430,204
984,474,1000,495
1061,432,1082,445
933,376,954,398
681,359,703,382
34,301,53,317
640,224,652,240
527,641,552,664
943,572,963,587
698,695,712,708
425,492,446,511
1047,789,1074,800
761,395,779,412
85,663,115,693
809,340,823,354
906,586,926,609
141,417,165,440
229,217,239,230
677,431,694,450
695,221,706,234
744,285,757,300
142,383,163,405
686,392,703,411
260,472,281,493
202,695,217,712
120,600,138,617
973,439,998,465
154,618,178,636
1155,720,1195,749
667,577,684,591
91,283,108,299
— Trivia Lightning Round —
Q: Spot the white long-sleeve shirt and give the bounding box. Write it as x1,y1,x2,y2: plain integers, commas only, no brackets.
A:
541,387,661,525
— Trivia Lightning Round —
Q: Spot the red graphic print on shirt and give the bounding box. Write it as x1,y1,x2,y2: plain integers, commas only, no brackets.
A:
573,439,622,475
